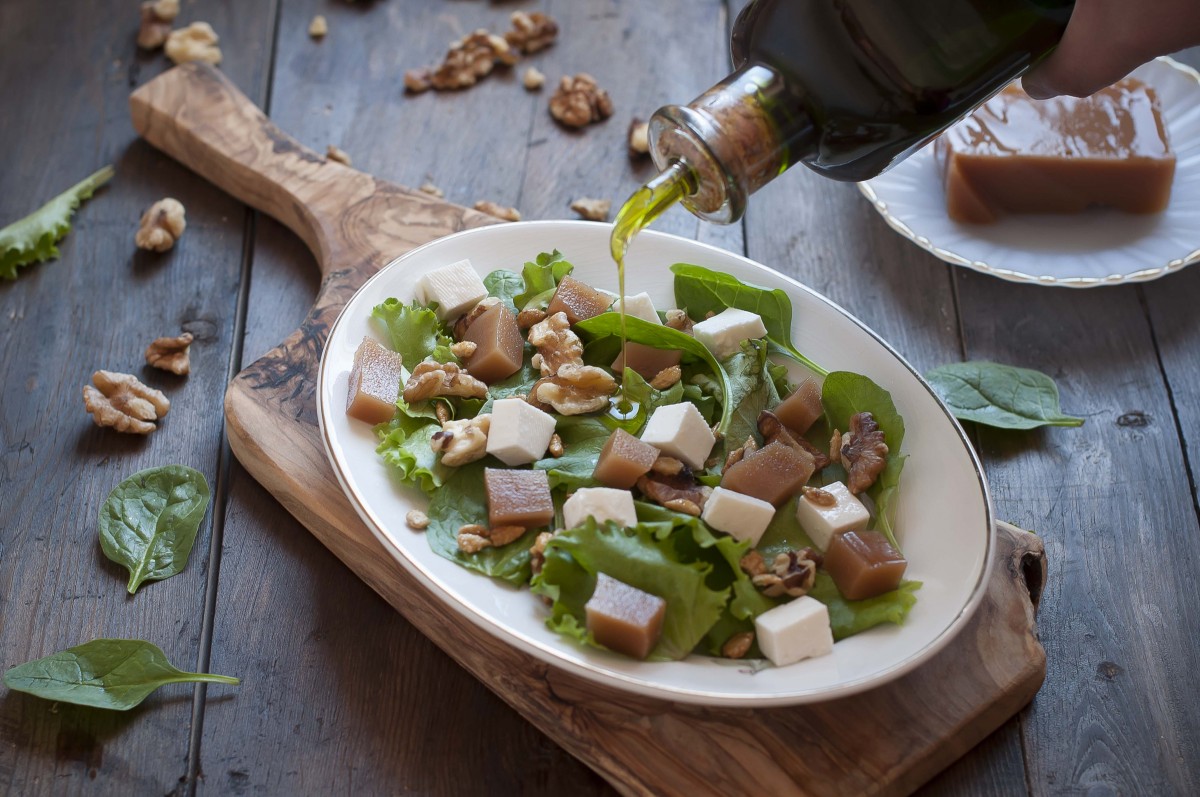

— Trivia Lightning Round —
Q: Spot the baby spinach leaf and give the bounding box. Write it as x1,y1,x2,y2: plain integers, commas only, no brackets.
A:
1,165,114,280
483,268,525,312
925,361,1085,429
98,466,211,594
670,263,827,376
514,250,574,310
3,639,239,710
576,313,734,434
601,367,684,436
534,416,612,489
722,340,782,450
370,298,456,366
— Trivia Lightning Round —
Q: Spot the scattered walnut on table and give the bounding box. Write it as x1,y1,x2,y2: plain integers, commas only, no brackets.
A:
145,332,194,375
430,414,492,466
308,15,327,39
403,361,488,403
137,0,180,50
570,197,611,221
549,73,613,128
628,117,650,156
473,200,521,221
134,198,186,253
722,632,754,660
527,311,584,376
406,30,516,94
164,22,222,65
418,182,444,198
841,411,889,493
83,370,170,435
505,10,558,54
533,364,617,415
405,510,430,531
326,144,352,166
522,67,546,91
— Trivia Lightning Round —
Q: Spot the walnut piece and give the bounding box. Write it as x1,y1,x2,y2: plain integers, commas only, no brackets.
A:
430,414,492,466
739,550,767,577
473,200,521,221
516,308,546,330
406,30,516,93
145,332,194,375
403,361,488,403
505,10,558,54
135,198,186,253
534,364,616,415
636,470,708,516
326,144,352,166
801,485,837,508
628,117,650,156
457,527,491,553
650,454,686,477
418,182,444,198
405,510,430,530
549,74,613,128
308,15,327,38
489,525,525,547
649,365,682,390
723,436,758,471
450,340,477,359
570,197,611,221
452,297,500,340
664,309,693,334
523,67,546,91
527,311,584,376
548,433,564,458
137,0,179,50
529,530,555,575
753,549,822,598
164,21,222,65
842,412,889,493
83,370,170,435
722,632,754,660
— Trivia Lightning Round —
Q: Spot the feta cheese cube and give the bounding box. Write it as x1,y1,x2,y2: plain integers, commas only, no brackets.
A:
754,596,834,667
639,402,715,470
615,292,660,325
700,487,775,547
794,481,870,550
485,398,557,465
414,259,488,320
691,308,768,361
563,487,638,530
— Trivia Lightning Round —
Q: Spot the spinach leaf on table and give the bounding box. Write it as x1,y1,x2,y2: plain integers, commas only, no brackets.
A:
670,263,827,376
98,466,211,594
925,361,1085,430
514,250,574,310
3,639,239,711
370,298,456,366
1,165,114,280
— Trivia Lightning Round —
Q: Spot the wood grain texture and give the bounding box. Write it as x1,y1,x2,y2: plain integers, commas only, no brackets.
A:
0,1,275,793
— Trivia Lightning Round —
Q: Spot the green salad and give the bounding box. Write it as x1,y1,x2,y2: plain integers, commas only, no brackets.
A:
349,251,919,666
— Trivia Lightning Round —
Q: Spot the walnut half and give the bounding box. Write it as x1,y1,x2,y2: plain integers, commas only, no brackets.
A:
533,364,616,415
83,370,170,435
403,361,488,403
145,332,194,375
549,74,613,128
135,198,186,252
430,414,491,467
841,411,889,493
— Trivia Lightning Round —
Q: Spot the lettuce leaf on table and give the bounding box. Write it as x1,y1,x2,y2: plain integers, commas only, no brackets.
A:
1,165,114,280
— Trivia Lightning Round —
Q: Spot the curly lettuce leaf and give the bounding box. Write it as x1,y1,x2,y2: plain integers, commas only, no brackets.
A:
376,419,448,495
1,165,114,280
370,298,456,366
514,250,574,310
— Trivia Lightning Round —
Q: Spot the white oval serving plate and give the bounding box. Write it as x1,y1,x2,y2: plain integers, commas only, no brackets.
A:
860,57,1200,287
317,220,993,706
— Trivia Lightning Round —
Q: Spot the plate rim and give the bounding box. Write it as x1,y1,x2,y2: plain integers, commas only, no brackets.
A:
858,56,1200,288
316,219,996,707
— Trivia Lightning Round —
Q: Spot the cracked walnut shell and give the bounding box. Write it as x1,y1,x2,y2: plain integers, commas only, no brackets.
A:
135,198,186,252
145,332,194,375
83,370,170,435
549,74,613,128
164,22,222,66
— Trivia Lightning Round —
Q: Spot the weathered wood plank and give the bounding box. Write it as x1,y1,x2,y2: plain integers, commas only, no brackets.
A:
0,0,275,794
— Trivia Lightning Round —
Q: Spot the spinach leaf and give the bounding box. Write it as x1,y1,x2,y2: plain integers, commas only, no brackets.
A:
721,340,782,451
514,250,574,310
370,298,456,366
98,466,211,594
3,639,239,710
1,165,114,280
925,361,1085,429
670,263,827,376
576,313,734,434
602,367,684,436
534,416,612,489
483,268,525,312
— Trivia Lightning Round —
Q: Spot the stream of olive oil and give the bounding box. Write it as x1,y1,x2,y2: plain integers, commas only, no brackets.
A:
608,162,693,416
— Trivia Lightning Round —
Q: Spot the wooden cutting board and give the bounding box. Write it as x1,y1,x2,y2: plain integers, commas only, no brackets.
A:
130,63,1047,797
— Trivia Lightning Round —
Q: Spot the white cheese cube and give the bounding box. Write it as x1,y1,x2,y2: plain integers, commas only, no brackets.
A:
794,481,870,550
615,292,660,325
691,308,769,361
754,596,834,667
414,259,488,320
701,487,775,547
639,402,715,470
563,487,638,530
485,398,556,466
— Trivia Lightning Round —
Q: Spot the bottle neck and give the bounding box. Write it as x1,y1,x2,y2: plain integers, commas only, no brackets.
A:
648,63,814,223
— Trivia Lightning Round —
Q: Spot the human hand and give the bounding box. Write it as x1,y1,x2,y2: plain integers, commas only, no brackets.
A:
1022,0,1200,99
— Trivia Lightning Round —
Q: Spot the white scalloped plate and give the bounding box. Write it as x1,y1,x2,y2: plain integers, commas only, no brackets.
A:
317,220,993,706
860,57,1200,287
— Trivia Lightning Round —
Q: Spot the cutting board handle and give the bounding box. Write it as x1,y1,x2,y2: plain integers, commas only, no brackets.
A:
130,63,381,273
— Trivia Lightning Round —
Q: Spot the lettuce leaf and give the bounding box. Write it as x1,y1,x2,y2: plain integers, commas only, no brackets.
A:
514,250,574,310
1,165,114,280
376,419,449,495
370,298,456,366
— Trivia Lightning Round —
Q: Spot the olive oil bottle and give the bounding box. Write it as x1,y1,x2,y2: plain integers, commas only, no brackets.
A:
616,0,1074,232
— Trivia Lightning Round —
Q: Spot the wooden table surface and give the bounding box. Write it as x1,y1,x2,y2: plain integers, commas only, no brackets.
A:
2,2,1197,795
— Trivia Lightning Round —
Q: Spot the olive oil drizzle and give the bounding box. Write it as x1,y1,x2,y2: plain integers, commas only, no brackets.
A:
608,162,694,413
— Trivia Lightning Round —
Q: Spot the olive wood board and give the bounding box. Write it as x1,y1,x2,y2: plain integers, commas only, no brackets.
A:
129,63,1047,797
